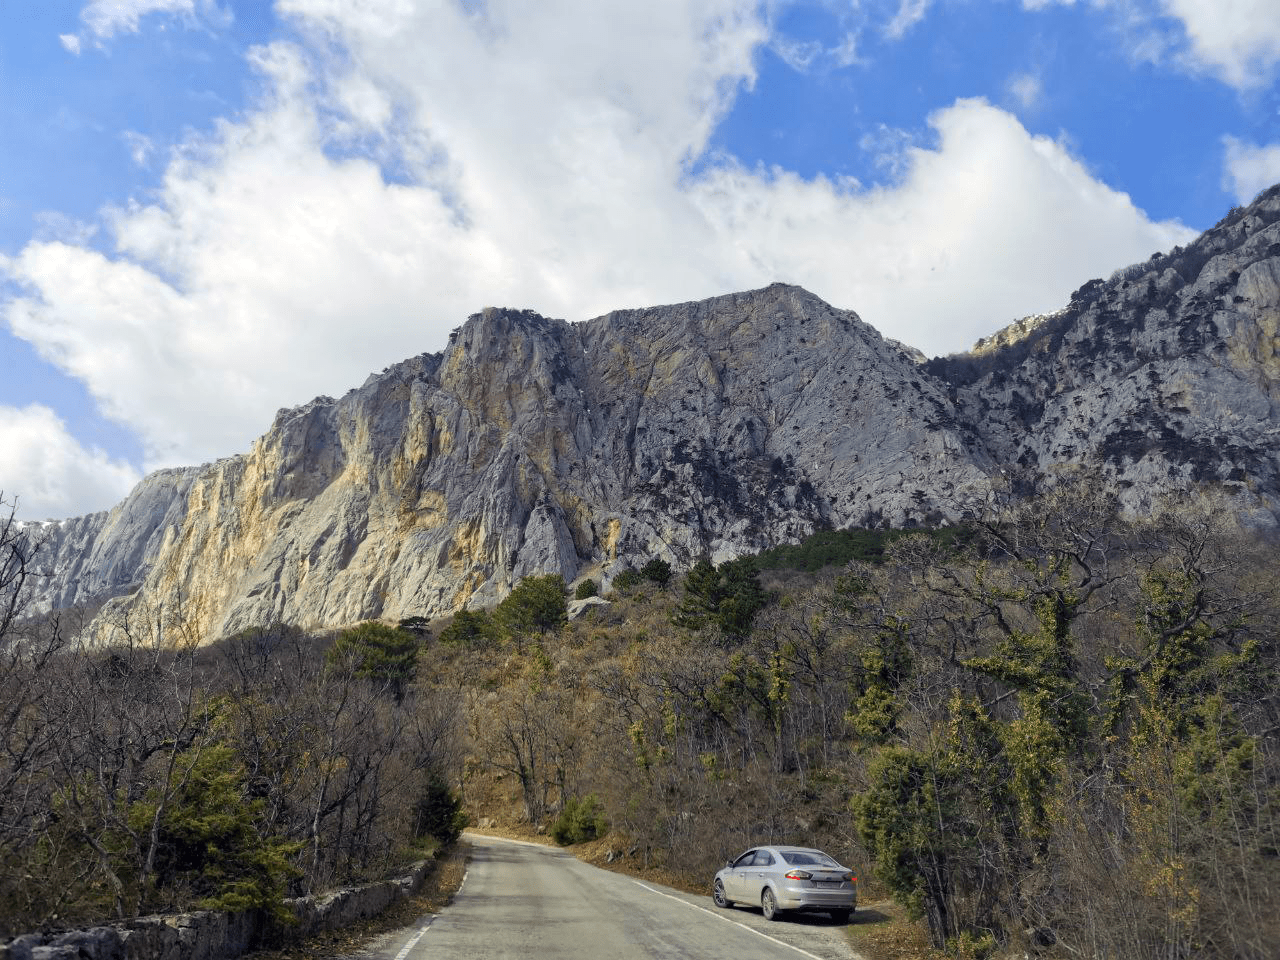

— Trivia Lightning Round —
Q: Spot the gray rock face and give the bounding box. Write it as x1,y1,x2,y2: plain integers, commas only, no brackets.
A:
73,284,992,640
24,185,1280,640
20,467,199,613
926,184,1280,524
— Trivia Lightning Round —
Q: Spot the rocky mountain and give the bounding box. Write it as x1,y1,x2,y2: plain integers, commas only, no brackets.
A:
20,185,1280,641
926,185,1280,522
19,467,199,613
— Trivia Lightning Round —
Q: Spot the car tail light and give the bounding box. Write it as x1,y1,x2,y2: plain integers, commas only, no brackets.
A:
784,869,812,880
843,873,856,883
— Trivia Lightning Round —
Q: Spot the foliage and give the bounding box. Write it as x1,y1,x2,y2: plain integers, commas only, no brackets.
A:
411,770,468,846
611,569,642,592
126,744,302,917
574,579,599,600
326,621,420,701
550,794,609,845
674,556,769,640
494,575,568,647
438,609,497,649
398,615,432,637
754,526,974,572
640,558,672,588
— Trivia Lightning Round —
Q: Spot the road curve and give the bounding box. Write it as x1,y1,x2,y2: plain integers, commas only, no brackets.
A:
364,833,864,960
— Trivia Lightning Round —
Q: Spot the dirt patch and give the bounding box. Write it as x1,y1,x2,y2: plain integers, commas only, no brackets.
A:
845,899,946,960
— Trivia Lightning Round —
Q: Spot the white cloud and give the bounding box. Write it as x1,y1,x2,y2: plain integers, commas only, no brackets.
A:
59,33,83,55
0,405,141,521
830,31,861,67
122,131,155,167
1022,0,1280,90
1222,137,1280,204
884,0,932,39
3,1,1195,515
75,0,231,41
1159,0,1280,89
772,36,824,71
692,98,1194,354
31,212,99,246
1008,71,1044,109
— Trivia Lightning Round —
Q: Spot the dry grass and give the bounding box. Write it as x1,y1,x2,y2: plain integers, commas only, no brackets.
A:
242,843,470,960
844,899,947,960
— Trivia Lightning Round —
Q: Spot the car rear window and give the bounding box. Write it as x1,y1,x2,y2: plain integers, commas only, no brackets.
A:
781,850,839,867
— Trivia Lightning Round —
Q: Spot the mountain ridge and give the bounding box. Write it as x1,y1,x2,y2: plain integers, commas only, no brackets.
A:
21,185,1280,639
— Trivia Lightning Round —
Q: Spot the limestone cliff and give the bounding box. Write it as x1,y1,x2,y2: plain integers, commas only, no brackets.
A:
80,284,992,639
25,185,1280,641
21,467,198,613
927,184,1280,521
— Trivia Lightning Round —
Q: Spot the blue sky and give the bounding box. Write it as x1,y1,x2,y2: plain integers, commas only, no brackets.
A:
2,0,1278,520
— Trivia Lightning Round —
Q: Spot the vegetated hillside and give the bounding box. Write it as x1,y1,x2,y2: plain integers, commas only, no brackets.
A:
17,184,1280,645
446,476,1279,960
4,476,1278,960
0,504,467,934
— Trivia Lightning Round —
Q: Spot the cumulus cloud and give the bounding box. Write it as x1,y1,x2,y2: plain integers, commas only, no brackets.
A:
0,405,140,521
59,33,82,55
692,98,1194,354
1223,137,1280,204
1160,0,1280,89
1022,0,1280,90
3,0,1194,510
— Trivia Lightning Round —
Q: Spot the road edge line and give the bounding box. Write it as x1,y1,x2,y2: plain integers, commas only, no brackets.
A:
632,880,830,960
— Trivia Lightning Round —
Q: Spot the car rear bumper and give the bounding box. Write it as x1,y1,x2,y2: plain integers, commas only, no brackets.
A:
775,885,856,912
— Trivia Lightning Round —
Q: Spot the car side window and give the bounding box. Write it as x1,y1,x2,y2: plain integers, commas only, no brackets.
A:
756,851,775,866
734,850,757,868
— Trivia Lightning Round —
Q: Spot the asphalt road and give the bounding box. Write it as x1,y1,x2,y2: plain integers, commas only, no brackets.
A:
357,834,864,960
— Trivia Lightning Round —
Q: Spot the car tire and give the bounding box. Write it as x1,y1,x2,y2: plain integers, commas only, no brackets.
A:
830,908,852,924
713,880,732,909
761,887,780,921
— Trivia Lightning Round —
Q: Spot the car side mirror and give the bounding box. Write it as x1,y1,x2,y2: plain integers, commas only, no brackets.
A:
725,859,734,868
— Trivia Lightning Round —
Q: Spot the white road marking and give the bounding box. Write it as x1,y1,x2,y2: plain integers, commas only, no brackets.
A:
390,868,467,960
632,881,830,960
392,919,433,960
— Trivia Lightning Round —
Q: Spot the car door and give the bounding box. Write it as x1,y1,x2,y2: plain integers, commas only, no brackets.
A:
725,850,757,901
741,849,775,903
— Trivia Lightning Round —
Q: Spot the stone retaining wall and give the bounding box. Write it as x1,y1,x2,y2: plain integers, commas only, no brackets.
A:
0,860,431,960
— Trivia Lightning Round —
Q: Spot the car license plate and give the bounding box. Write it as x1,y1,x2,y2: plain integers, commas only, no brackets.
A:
816,880,841,887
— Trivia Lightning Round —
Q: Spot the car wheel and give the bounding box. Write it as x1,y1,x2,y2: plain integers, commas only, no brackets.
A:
830,908,852,924
761,887,780,921
713,879,732,909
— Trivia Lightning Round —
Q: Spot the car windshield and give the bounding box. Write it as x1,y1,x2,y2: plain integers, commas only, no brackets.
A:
780,850,840,867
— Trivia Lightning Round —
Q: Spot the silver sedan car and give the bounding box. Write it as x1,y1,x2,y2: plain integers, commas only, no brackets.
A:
712,845,857,922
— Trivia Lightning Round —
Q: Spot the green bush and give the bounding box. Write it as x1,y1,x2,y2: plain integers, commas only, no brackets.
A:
411,771,468,846
117,744,301,918
438,609,496,649
640,558,672,588
326,621,419,701
574,579,599,600
494,575,568,642
611,569,642,592
550,794,609,846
